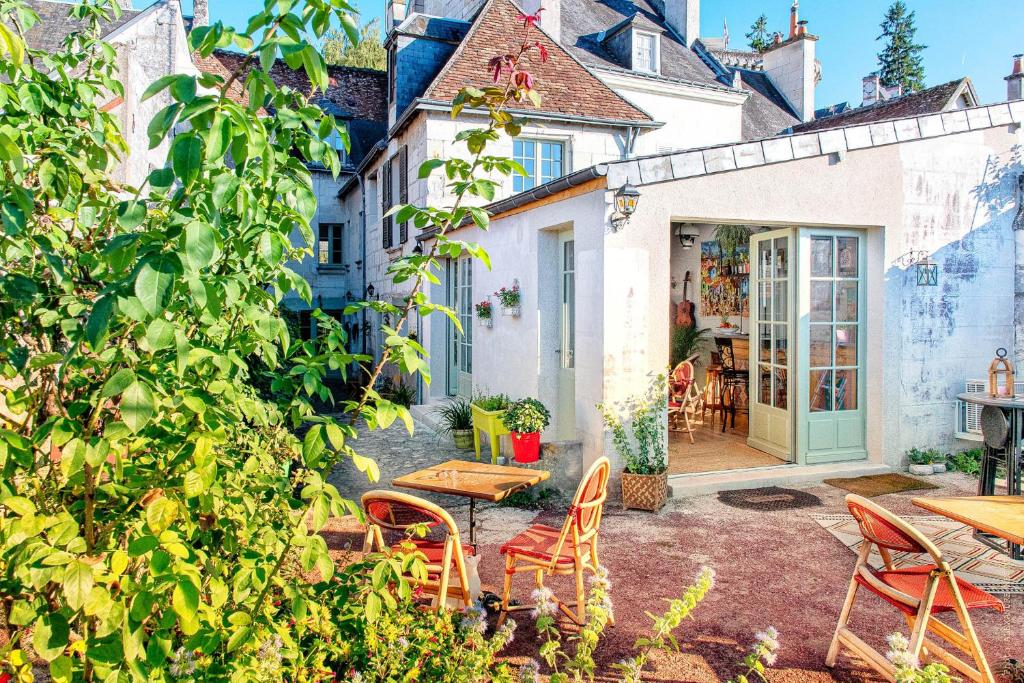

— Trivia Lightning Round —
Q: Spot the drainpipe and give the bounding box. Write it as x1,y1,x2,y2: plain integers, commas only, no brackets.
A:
357,173,368,358
1015,175,1024,368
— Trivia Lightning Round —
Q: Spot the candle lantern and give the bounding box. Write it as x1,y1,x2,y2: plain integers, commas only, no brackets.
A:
989,348,1016,398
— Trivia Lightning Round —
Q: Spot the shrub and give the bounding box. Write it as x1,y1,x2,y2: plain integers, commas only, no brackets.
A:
906,447,940,465
503,398,551,433
473,393,513,412
947,448,983,476
435,397,474,432
597,378,668,475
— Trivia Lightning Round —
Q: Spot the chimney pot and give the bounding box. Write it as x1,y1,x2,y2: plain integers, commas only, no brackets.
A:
1008,54,1024,101
789,1,798,39
797,20,808,37
1014,54,1024,75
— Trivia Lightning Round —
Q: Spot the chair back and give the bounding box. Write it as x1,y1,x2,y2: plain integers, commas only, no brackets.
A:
716,337,736,371
670,361,695,398
361,490,459,541
846,494,944,563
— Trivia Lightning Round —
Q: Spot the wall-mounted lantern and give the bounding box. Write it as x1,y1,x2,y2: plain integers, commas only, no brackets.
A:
611,183,641,230
366,283,375,298
916,256,938,286
673,222,698,249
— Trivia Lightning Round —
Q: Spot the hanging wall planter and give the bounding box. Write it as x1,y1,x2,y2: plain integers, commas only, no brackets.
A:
475,299,493,328
495,280,522,318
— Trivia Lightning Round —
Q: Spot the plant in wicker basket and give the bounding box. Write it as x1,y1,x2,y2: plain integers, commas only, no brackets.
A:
598,377,669,511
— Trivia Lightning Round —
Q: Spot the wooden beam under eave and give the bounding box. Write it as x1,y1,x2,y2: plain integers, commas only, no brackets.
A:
488,176,607,223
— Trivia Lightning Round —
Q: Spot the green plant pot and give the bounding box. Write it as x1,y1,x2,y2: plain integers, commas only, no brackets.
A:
471,404,509,463
452,429,474,450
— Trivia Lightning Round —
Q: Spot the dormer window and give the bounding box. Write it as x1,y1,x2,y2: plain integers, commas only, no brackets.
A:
632,31,659,74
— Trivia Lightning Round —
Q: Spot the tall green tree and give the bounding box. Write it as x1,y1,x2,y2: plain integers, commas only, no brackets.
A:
323,17,386,70
876,0,926,92
745,14,770,53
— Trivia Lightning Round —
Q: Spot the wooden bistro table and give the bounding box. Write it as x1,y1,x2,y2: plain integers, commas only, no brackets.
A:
912,495,1024,561
392,460,550,545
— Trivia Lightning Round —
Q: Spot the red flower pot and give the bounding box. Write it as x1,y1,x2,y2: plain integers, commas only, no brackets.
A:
511,431,541,463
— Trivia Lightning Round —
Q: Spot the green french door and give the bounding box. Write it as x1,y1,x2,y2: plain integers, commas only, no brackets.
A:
797,229,867,463
748,229,795,461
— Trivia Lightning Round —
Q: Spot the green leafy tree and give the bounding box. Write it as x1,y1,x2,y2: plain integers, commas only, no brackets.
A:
0,0,540,678
876,0,926,92
746,14,770,53
322,17,386,70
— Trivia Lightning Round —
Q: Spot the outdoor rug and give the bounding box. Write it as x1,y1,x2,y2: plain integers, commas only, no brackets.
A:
812,513,1024,596
823,472,940,497
717,486,822,511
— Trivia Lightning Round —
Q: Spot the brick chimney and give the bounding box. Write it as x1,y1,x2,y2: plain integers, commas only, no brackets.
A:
762,4,817,122
192,0,208,26
1008,54,1024,102
665,0,699,48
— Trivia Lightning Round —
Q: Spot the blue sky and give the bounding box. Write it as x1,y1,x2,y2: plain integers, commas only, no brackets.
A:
164,0,1020,107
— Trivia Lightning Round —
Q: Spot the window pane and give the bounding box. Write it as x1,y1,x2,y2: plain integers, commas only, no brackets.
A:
810,281,833,322
759,363,772,405
772,280,787,322
811,237,833,277
758,323,771,361
331,226,343,264
837,237,859,278
835,369,857,411
773,324,787,366
810,369,832,412
835,325,858,367
774,237,788,278
759,280,772,321
810,324,832,367
773,367,788,409
759,240,772,279
836,281,858,322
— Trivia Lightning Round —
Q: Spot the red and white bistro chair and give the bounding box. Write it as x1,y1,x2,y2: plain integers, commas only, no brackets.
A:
496,457,611,627
826,494,1004,683
668,357,703,444
361,490,475,611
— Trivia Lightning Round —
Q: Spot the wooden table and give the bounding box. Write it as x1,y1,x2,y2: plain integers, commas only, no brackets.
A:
392,460,550,545
912,495,1024,560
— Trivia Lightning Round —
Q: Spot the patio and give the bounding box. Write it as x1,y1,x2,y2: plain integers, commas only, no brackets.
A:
325,428,1024,681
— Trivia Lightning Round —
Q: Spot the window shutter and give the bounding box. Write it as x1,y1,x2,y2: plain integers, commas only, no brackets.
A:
398,146,409,244
382,161,393,249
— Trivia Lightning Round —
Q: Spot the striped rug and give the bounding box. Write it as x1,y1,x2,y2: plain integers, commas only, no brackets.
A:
812,513,1024,596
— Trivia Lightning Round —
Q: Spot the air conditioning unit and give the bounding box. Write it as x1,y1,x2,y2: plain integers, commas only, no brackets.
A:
955,379,1024,441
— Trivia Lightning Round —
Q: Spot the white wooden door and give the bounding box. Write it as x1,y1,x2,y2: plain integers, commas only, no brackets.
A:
557,233,576,440
446,259,459,396
748,229,795,460
449,257,473,398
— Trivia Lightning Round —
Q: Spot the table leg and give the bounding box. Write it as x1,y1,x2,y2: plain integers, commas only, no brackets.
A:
469,497,477,546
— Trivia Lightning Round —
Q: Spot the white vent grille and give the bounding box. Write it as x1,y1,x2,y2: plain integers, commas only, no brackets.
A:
955,379,1024,441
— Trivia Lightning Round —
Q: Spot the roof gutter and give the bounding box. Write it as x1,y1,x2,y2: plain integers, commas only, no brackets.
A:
417,164,610,241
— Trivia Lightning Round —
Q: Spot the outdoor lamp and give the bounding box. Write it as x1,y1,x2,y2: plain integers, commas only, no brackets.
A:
916,257,938,286
366,283,375,298
413,242,424,255
611,183,641,230
673,222,697,249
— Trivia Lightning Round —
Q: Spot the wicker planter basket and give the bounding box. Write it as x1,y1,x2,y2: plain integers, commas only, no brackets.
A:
621,471,668,512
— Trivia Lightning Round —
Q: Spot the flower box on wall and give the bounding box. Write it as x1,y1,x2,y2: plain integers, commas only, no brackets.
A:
501,305,521,317
478,317,492,328
621,471,668,512
495,281,521,318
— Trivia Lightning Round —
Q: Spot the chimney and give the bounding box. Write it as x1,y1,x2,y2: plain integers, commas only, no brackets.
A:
665,0,699,48
520,0,561,42
788,1,798,40
386,0,408,31
862,73,880,105
762,14,817,122
192,0,208,26
1008,54,1024,102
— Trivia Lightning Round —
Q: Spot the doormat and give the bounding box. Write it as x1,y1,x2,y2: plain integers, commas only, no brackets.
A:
717,486,822,511
823,473,939,498
812,514,1024,596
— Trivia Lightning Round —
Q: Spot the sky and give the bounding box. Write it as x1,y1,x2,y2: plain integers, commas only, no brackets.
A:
163,0,1021,107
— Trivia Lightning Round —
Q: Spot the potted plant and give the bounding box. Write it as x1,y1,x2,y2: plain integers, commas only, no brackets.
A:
503,398,551,463
475,300,493,328
471,393,512,461
931,451,948,474
713,224,752,259
671,326,710,366
436,397,474,449
598,380,669,512
495,282,521,317
907,448,934,476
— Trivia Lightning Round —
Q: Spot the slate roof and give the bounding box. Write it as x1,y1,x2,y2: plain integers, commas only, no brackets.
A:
422,0,652,124
193,50,388,165
792,79,976,134
395,15,470,42
736,70,799,140
558,0,722,88
19,0,141,53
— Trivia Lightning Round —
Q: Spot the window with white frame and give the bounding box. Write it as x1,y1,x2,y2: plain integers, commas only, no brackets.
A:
513,139,564,193
458,258,472,374
318,223,343,265
633,31,658,74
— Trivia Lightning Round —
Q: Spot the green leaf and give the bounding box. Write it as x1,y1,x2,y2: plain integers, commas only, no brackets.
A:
33,613,70,662
145,497,176,534
50,655,72,683
63,560,93,611
302,424,324,467
172,578,199,620
212,173,240,209
171,134,203,187
184,221,217,269
418,158,445,179
121,380,155,433
141,74,179,101
101,368,136,397
85,296,115,349
135,256,176,316
116,200,147,229
226,626,251,652
127,536,159,557
468,207,490,229
2,495,36,515
170,75,196,103
145,318,175,351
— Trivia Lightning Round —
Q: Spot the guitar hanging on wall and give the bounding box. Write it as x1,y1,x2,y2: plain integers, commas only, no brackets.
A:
676,271,696,329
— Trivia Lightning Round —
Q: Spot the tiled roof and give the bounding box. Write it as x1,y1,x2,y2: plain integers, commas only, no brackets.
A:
792,79,975,134
193,50,388,165
19,0,141,53
736,70,799,141
559,0,722,87
422,0,652,124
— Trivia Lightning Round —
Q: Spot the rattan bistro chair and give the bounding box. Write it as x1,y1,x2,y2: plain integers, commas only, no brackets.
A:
361,490,475,611
826,494,1004,683
496,457,611,627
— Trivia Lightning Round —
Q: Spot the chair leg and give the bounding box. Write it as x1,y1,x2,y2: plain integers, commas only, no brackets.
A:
453,543,473,608
436,538,454,613
496,554,514,628
362,527,374,553
684,411,695,445
945,574,996,683
907,574,940,663
826,576,860,667
573,558,586,625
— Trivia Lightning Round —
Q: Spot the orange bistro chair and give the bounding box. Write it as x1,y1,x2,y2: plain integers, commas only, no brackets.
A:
826,494,1004,683
497,457,611,627
669,358,703,443
361,490,475,611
